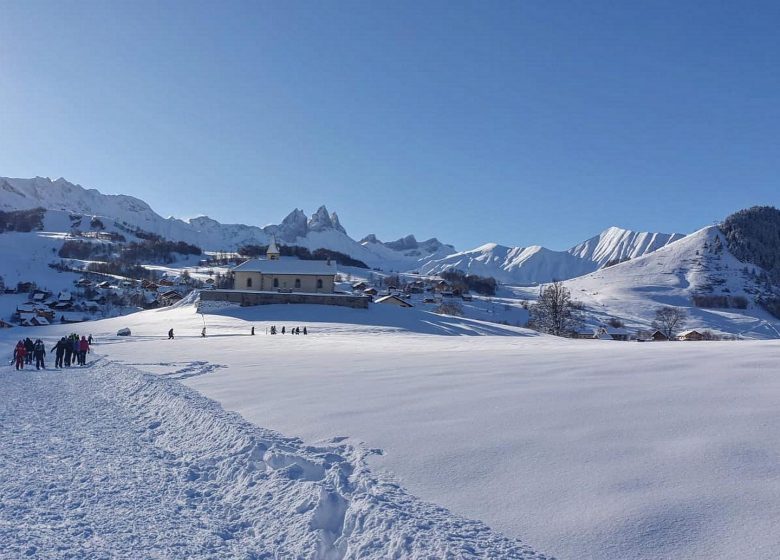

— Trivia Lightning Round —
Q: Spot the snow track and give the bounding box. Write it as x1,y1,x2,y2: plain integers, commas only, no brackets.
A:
0,361,550,559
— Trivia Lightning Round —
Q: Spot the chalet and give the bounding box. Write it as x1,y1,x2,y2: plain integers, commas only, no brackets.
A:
233,244,337,294
75,278,92,287
96,281,112,289
434,280,450,292
461,294,473,301
58,290,73,303
0,319,13,329
352,281,368,291
677,329,704,341
375,294,414,308
597,326,630,341
32,292,47,302
158,279,175,287
16,303,36,314
159,290,184,306
363,287,378,296
651,330,670,341
22,316,49,327
59,313,86,324
573,329,597,340
36,309,55,321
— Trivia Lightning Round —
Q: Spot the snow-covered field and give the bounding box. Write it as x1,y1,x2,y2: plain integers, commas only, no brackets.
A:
2,301,779,559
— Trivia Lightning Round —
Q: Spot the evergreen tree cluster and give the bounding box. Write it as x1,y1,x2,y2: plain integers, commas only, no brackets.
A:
0,208,45,232
439,269,498,296
59,238,201,263
720,206,780,284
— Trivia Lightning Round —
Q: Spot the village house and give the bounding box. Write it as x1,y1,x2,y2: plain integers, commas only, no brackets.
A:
677,329,704,341
232,242,336,294
651,330,670,341
375,294,414,308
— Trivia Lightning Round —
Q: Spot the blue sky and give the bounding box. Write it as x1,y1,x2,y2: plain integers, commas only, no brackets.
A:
1,1,778,250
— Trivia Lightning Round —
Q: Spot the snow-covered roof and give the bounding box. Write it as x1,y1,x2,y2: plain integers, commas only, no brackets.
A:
375,295,413,306
233,258,337,275
678,329,702,337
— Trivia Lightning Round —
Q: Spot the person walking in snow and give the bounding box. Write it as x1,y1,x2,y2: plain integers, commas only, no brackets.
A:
52,337,67,368
251,326,255,336
33,339,46,370
88,334,93,344
63,336,73,367
201,327,206,338
13,341,26,370
281,326,285,335
71,335,79,364
168,328,174,340
24,337,34,365
303,326,307,335
78,336,89,365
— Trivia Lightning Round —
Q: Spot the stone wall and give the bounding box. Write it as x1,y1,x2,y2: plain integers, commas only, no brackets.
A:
200,289,369,309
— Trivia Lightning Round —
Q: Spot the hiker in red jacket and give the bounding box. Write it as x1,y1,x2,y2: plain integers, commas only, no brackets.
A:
78,336,90,366
13,341,26,370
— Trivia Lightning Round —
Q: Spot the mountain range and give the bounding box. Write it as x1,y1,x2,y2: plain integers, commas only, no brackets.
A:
1,176,685,284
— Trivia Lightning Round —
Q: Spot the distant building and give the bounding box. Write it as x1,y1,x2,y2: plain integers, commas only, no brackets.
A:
677,329,704,341
651,330,670,341
233,244,337,294
375,294,414,308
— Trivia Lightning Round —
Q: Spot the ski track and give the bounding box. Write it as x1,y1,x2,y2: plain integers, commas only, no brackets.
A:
0,360,550,559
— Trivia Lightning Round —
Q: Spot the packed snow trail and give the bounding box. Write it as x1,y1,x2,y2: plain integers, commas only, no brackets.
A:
0,360,550,559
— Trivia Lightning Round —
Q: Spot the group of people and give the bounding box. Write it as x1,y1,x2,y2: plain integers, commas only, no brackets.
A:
269,325,307,335
12,334,92,370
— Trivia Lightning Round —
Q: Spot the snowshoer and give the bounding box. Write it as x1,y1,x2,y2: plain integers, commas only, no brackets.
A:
251,326,255,336
24,338,34,365
14,341,26,370
168,329,174,340
281,326,285,335
52,337,67,368
303,326,307,335
33,339,46,370
88,334,93,344
78,336,89,365
201,327,206,338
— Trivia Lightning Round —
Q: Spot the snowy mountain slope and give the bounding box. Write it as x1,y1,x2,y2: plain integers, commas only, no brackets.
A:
359,234,457,272
0,177,451,269
562,226,780,338
568,226,686,267
421,243,595,284
419,227,687,285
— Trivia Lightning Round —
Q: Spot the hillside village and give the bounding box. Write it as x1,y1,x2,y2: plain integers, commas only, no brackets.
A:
1,182,780,340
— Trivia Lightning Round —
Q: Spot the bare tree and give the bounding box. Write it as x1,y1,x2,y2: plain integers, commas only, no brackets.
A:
529,281,582,336
652,306,687,339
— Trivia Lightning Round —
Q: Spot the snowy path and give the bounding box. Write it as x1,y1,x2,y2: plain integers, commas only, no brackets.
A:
0,360,549,559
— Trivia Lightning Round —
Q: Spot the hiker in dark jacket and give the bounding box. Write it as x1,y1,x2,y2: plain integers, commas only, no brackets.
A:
33,339,46,370
24,338,34,365
14,341,26,370
168,328,174,340
52,337,67,368
63,337,73,367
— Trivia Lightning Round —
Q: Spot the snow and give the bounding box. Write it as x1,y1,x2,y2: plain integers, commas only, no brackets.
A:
421,227,686,285
562,226,780,338
3,301,779,559
0,339,546,559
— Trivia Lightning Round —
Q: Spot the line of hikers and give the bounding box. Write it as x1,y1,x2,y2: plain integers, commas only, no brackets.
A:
12,334,92,371
269,326,307,335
